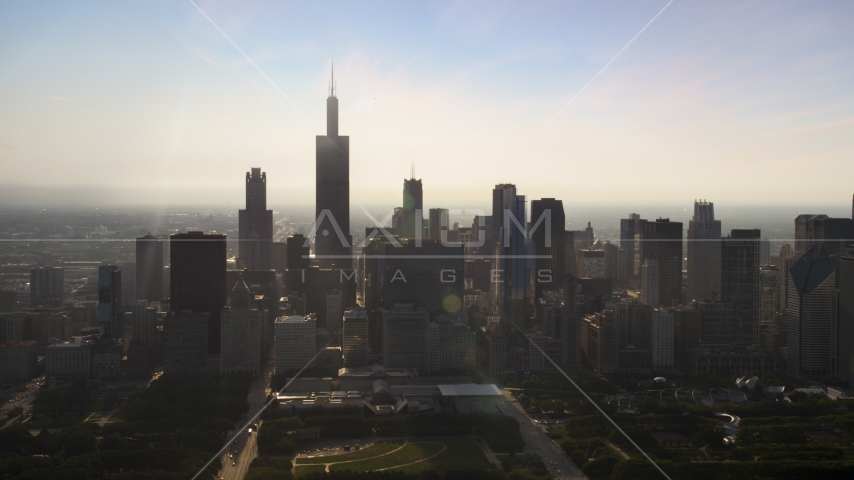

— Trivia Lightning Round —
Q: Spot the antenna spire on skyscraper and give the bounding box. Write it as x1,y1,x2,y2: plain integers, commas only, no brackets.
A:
329,61,336,97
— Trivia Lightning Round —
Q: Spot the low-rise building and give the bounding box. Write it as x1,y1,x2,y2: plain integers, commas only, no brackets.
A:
46,338,92,381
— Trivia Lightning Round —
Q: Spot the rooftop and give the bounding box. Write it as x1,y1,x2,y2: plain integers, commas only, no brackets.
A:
438,384,502,397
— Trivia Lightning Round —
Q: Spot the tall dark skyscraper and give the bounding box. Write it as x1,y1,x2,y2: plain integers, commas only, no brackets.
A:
838,246,854,384
720,229,761,346
492,184,527,321
401,177,423,239
239,168,274,270
315,66,351,267
286,233,311,270
136,234,163,302
638,219,683,307
98,265,122,338
531,198,565,298
787,243,835,377
620,213,647,281
686,201,721,302
170,231,227,355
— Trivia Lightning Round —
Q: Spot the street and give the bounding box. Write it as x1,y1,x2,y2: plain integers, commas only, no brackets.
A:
501,389,586,480
0,376,44,429
218,357,274,480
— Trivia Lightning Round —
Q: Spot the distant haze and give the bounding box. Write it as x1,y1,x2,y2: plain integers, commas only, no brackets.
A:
1,1,852,207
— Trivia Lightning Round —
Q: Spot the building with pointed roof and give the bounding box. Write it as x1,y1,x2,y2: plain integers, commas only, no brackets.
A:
787,244,835,377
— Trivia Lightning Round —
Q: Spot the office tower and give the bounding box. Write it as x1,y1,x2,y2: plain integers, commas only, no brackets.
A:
382,304,429,372
0,290,17,313
838,247,854,384
641,255,660,307
163,311,210,374
287,234,311,270
0,341,38,385
530,198,566,298
275,315,316,372
401,177,423,239
238,168,274,270
428,208,449,242
315,67,351,267
777,243,795,310
472,215,492,255
646,310,674,371
342,308,369,368
720,229,761,346
758,266,782,354
568,222,594,250
220,276,262,375
492,184,527,320
760,239,771,265
272,241,288,273
170,231,227,355
119,262,136,306
787,244,835,377
29,267,64,306
326,289,343,334
129,301,156,346
794,214,828,255
431,316,476,372
620,213,647,281
806,216,854,270
671,306,701,370
98,266,122,338
363,238,464,317
577,249,606,279
136,234,163,302
580,310,618,373
46,338,93,381
482,323,507,377
686,200,721,302
638,219,683,307
594,240,620,282
564,231,577,283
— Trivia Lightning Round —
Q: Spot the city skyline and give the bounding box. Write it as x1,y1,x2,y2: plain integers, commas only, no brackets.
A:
1,1,853,207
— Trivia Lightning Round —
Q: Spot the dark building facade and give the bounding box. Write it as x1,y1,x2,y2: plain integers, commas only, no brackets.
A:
170,231,227,355
315,68,351,268
839,246,854,384
97,266,122,338
136,234,163,302
401,177,423,239
30,267,64,306
620,213,647,281
238,168,274,270
720,229,761,346
531,198,566,298
639,219,683,307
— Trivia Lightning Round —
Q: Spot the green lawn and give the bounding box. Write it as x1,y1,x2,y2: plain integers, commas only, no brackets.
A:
295,437,495,474
294,464,328,477
296,441,404,465
392,437,496,473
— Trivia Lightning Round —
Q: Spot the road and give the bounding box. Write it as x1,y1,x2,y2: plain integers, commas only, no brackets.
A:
219,357,275,480
0,376,44,429
501,389,586,480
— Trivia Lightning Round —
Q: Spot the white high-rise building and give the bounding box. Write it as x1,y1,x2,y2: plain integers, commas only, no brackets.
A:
275,314,316,373
686,200,721,302
641,256,660,307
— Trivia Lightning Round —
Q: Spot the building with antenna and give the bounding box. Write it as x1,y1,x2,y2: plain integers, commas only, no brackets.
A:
315,64,351,268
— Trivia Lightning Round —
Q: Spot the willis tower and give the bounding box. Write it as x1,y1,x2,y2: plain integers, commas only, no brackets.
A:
315,65,351,267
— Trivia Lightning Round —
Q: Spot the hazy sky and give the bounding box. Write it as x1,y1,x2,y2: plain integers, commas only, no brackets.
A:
1,0,852,210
